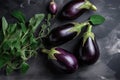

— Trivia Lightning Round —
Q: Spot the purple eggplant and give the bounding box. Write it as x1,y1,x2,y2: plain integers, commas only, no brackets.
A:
45,22,89,46
78,25,100,65
49,0,57,15
60,0,97,20
42,47,78,73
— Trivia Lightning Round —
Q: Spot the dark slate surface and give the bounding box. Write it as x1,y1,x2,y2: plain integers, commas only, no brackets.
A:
0,0,120,80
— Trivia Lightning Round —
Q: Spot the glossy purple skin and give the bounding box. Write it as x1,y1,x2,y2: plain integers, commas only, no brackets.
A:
79,37,100,65
49,2,57,15
46,23,77,46
61,0,86,20
49,48,78,73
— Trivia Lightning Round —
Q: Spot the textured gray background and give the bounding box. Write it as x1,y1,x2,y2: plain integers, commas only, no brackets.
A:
0,0,120,80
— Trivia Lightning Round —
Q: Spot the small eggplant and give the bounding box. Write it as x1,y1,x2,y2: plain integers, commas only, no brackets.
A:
49,0,57,15
42,47,78,73
45,22,89,46
61,0,97,20
78,25,100,65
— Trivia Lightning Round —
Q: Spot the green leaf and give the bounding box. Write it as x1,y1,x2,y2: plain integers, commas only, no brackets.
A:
2,41,11,51
21,37,27,45
14,41,21,49
20,62,29,74
7,59,22,70
39,24,49,38
47,14,52,21
10,24,17,33
39,24,46,37
30,34,36,43
9,30,22,41
20,23,27,33
47,14,52,26
7,23,17,34
6,66,14,75
21,50,28,60
2,17,8,36
0,55,9,69
89,14,105,25
29,14,45,32
11,10,26,23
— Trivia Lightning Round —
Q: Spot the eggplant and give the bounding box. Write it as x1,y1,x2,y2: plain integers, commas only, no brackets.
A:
60,0,97,20
45,22,89,46
78,25,100,65
49,0,57,15
42,47,78,73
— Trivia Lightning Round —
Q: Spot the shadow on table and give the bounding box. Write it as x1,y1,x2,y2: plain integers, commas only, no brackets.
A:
107,53,120,80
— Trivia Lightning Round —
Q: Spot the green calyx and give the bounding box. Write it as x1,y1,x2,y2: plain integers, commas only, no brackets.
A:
42,48,60,60
82,24,95,46
68,22,89,38
79,0,97,11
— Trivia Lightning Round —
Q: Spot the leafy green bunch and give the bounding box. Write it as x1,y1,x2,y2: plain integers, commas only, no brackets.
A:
0,11,51,75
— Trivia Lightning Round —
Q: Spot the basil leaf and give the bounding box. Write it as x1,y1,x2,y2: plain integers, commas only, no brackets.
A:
20,23,27,33
2,17,8,36
47,14,52,26
2,41,11,51
6,66,14,75
20,62,29,74
29,14,45,32
39,24,47,37
14,40,21,50
11,10,26,23
89,15,105,25
9,30,22,41
7,23,17,34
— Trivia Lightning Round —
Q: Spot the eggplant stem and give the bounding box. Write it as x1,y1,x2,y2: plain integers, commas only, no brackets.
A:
79,0,97,11
91,4,97,11
42,48,59,60
68,21,89,38
87,24,93,32
79,21,90,28
42,49,50,54
73,21,90,29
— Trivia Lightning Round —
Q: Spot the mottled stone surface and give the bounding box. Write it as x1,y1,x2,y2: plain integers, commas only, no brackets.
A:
0,0,120,80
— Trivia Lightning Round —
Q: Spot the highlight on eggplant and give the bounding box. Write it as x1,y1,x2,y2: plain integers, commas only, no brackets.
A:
48,0,58,15
60,0,97,20
78,24,100,65
44,22,89,46
42,47,79,73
